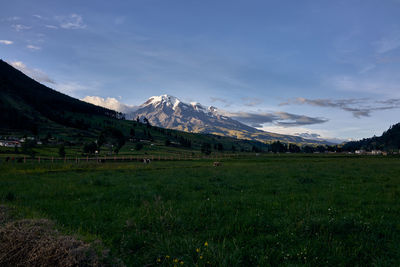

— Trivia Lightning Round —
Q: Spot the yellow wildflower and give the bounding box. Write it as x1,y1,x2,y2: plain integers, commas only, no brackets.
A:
200,255,203,260
166,255,170,259
174,258,178,263
196,248,200,253
204,241,208,247
180,261,184,265
157,258,161,263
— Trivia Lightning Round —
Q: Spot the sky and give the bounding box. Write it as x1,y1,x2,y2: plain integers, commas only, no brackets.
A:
1,0,400,141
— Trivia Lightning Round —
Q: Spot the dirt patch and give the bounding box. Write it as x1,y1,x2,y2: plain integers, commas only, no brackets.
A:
0,216,104,266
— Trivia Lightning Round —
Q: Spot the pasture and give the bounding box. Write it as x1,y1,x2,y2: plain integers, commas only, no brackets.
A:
1,154,400,266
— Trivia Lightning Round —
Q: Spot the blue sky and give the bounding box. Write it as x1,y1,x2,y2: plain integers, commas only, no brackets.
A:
1,0,400,140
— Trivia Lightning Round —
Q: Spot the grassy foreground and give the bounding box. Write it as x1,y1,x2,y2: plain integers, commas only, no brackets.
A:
1,155,400,266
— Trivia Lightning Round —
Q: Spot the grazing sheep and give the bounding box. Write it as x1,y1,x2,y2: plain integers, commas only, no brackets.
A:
143,158,151,164
213,162,221,167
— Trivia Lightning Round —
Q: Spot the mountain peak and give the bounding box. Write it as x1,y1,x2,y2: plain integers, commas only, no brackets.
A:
143,94,181,110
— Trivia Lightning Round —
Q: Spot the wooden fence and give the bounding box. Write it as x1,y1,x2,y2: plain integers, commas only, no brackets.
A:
0,153,241,164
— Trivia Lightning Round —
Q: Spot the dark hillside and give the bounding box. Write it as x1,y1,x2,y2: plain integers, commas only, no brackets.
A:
0,60,123,131
342,123,400,152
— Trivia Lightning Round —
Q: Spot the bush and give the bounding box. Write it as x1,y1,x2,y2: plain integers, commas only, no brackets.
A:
58,144,66,158
135,143,143,151
83,142,98,154
5,192,15,201
201,143,211,155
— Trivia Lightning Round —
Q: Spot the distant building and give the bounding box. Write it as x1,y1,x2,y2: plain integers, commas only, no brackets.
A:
0,140,21,148
370,150,383,155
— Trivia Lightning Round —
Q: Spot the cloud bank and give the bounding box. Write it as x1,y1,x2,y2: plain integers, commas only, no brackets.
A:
82,96,137,113
281,97,400,118
229,111,328,127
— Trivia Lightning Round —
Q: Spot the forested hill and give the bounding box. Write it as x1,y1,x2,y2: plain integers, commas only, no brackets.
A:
0,60,123,131
342,123,400,152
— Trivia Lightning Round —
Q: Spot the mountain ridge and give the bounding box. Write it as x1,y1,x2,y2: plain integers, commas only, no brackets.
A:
129,94,332,145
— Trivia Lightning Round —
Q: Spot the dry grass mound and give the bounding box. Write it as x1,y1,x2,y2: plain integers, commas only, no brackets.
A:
0,217,102,266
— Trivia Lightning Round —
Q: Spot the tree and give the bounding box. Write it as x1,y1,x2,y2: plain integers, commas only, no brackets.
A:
289,143,301,153
217,143,224,151
98,127,126,154
201,142,212,155
271,141,287,153
302,145,315,153
165,139,171,146
143,117,151,128
316,145,326,153
83,142,98,154
58,144,66,158
147,131,153,140
130,128,135,137
22,140,36,158
135,143,143,151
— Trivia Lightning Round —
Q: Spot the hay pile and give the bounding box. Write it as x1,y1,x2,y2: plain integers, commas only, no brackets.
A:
0,207,102,266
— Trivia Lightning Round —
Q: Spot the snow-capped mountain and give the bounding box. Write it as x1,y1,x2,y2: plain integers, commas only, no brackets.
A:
130,95,255,133
130,95,329,144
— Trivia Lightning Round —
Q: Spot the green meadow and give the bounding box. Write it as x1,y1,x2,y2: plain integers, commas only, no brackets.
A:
1,154,400,266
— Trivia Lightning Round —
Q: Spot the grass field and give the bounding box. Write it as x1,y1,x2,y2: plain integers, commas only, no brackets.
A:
1,154,400,266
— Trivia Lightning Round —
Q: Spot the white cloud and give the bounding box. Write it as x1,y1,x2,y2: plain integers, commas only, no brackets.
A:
81,96,137,113
0,40,13,45
9,61,55,84
45,25,58,29
12,24,31,31
33,14,43,19
374,35,400,54
58,14,86,29
26,45,41,50
260,125,345,143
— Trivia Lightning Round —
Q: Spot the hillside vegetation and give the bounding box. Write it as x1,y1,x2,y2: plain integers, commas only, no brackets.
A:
0,60,272,153
343,123,400,152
